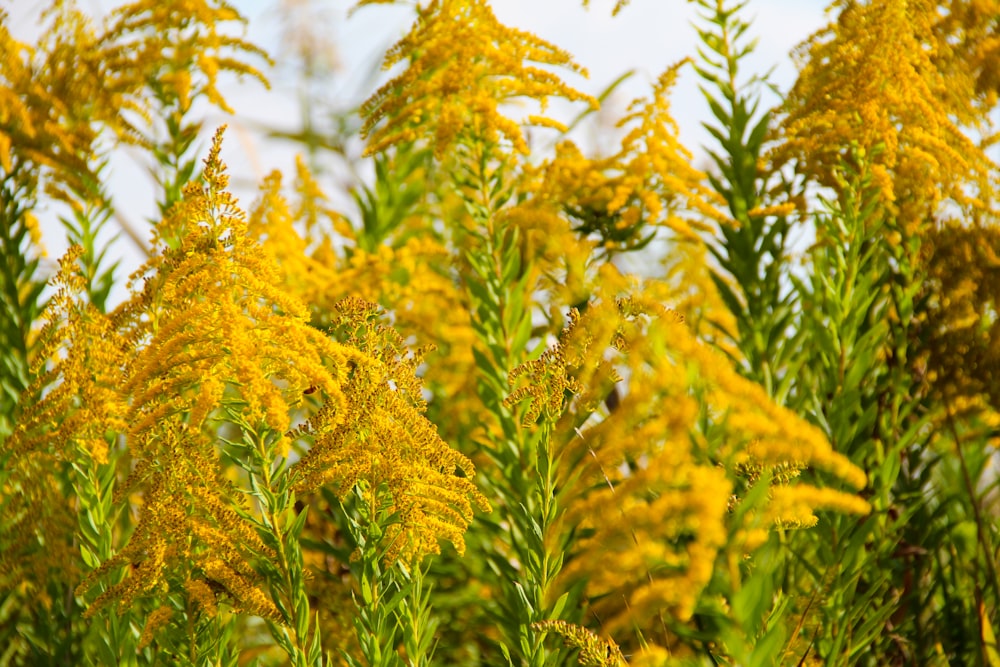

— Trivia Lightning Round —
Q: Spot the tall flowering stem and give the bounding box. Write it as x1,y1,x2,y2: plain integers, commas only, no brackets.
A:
223,418,323,666
458,139,570,666
693,0,798,398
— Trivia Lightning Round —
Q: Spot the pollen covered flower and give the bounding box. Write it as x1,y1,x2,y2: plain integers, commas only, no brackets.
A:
359,0,596,156
527,62,729,252
518,292,868,647
774,0,998,227
55,127,489,619
292,297,491,563
1,247,128,593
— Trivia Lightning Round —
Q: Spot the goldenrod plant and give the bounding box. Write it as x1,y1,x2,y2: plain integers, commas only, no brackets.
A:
1,0,998,665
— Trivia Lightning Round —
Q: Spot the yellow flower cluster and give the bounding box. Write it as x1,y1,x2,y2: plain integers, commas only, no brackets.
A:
137,606,174,650
922,0,1000,121
98,0,270,116
518,293,868,646
532,620,626,666
659,235,740,359
360,0,596,156
0,7,104,196
248,167,344,310
4,127,488,622
247,156,483,445
919,221,1000,414
0,0,268,201
528,63,729,251
292,297,491,563
498,199,602,316
766,485,873,529
775,0,998,227
506,305,622,426
1,247,128,593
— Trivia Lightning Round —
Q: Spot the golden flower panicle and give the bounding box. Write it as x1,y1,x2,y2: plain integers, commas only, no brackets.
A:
312,233,484,443
919,0,1000,120
0,12,34,174
77,429,278,619
137,606,174,650
612,61,731,234
97,0,270,117
0,453,81,595
5,246,128,463
533,299,724,633
659,235,740,359
529,141,651,252
185,577,219,617
497,198,603,311
562,456,732,630
919,221,1000,409
78,130,363,619
293,155,345,238
0,5,109,198
765,485,873,529
774,0,998,227
532,620,626,667
34,1,150,141
116,128,347,434
248,168,342,304
550,290,869,647
505,304,622,427
247,150,482,445
359,0,597,156
1,246,130,593
528,63,728,253
292,297,490,563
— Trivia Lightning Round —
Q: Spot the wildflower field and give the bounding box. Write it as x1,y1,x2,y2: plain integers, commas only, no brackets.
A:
2,0,999,664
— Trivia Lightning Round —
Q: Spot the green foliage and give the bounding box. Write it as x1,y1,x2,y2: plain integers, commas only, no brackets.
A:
2,1,999,665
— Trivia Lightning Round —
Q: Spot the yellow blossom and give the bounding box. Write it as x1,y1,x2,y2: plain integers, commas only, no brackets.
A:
359,0,596,156
137,606,174,650
919,221,1000,417
1,247,128,593
291,297,491,563
529,292,868,649
774,0,998,228
527,63,729,253
532,620,626,666
63,128,487,618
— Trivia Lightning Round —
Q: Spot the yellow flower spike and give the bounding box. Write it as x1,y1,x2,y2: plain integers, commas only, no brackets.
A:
99,0,270,117
919,221,1000,412
65,129,413,620
360,0,596,157
533,288,870,652
0,245,132,593
532,620,626,666
524,64,729,256
185,578,219,617
292,297,491,564
775,0,998,227
137,606,174,650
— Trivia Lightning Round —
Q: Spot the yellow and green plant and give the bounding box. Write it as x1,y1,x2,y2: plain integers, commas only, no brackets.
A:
2,0,998,665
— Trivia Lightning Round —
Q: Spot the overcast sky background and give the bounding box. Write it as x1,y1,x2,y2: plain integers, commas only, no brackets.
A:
7,0,831,284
